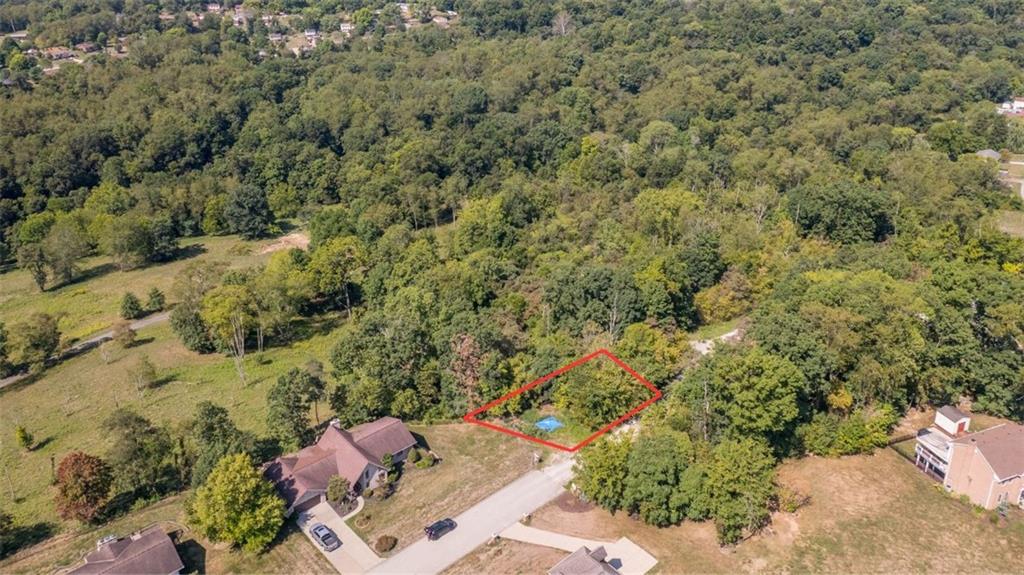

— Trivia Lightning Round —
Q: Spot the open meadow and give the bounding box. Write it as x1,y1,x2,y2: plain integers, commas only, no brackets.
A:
0,234,276,341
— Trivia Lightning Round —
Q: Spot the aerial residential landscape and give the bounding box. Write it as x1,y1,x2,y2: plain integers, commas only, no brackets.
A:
1,1,1024,574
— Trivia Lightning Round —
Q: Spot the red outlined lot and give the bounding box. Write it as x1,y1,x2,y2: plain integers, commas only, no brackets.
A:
462,349,662,452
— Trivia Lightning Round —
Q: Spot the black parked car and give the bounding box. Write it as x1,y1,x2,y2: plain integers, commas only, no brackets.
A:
425,518,457,541
310,523,341,551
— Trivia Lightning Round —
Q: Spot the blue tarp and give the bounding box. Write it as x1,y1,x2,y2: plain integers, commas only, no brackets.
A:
535,416,564,432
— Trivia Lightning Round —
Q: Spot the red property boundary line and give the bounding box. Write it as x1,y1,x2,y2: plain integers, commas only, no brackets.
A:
462,349,663,452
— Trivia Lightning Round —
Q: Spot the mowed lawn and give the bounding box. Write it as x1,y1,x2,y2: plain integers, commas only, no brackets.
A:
347,423,542,553
0,495,333,575
0,233,275,341
0,315,343,527
506,449,1024,574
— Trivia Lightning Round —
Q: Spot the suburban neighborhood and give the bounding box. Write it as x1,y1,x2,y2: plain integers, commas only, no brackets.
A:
3,1,1024,574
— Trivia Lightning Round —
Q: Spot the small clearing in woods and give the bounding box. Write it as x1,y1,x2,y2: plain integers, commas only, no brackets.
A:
259,231,310,254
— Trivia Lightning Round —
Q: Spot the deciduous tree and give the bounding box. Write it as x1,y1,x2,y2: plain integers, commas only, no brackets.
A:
54,452,111,523
187,453,284,553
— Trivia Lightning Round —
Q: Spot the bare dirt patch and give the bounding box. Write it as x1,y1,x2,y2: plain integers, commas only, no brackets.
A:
258,231,310,254
444,539,566,575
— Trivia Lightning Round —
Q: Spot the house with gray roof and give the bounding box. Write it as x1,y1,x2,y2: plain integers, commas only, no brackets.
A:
914,407,1024,509
69,527,184,575
548,546,621,575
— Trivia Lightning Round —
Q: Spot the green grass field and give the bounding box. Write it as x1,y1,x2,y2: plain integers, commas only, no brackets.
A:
0,234,273,341
0,313,343,528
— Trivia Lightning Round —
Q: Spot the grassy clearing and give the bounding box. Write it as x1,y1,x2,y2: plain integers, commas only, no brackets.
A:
0,315,342,527
0,234,280,341
347,423,540,553
0,495,333,575
504,449,1024,574
995,210,1024,238
687,317,743,341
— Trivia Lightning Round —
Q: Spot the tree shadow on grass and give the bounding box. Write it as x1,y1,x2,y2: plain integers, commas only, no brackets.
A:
0,521,57,559
55,262,118,289
30,436,55,452
171,243,207,262
127,336,156,348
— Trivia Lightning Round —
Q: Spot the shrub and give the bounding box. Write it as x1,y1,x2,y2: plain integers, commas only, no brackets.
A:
414,453,435,469
327,475,350,504
374,535,397,553
146,287,166,312
407,448,421,464
798,406,897,457
15,425,33,451
120,292,143,320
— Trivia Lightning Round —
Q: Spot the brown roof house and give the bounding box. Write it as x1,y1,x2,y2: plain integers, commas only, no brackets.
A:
70,527,184,575
914,407,1024,509
264,416,417,515
548,546,621,575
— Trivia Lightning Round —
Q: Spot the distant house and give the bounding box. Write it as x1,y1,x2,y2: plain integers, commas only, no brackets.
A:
997,97,1024,115
264,417,418,515
976,149,1002,161
232,6,253,27
548,546,620,575
914,407,1024,509
42,46,74,59
69,527,184,575
268,32,284,43
205,3,222,13
75,42,99,53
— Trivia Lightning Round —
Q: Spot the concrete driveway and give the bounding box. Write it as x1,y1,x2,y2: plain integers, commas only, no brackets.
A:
368,458,574,575
297,501,383,575
500,522,658,575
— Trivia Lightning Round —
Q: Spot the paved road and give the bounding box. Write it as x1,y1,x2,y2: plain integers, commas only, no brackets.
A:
297,500,382,575
0,311,171,390
501,523,658,575
368,458,574,575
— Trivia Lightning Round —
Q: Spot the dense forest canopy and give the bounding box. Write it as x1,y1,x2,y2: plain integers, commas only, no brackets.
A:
1,0,1023,544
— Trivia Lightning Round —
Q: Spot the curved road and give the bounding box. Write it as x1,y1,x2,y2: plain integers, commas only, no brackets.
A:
0,311,171,390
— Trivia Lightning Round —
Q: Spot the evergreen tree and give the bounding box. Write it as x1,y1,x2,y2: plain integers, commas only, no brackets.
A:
120,292,143,320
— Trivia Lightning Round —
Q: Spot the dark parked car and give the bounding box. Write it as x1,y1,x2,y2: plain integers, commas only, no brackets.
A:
310,523,341,552
425,518,457,541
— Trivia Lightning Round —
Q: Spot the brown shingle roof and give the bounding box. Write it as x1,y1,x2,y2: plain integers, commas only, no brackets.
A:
348,417,417,461
265,417,417,509
952,423,1024,480
548,546,620,575
70,527,183,575
937,405,968,422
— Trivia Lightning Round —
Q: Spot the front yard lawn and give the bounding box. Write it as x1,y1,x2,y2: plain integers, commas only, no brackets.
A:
347,423,541,553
